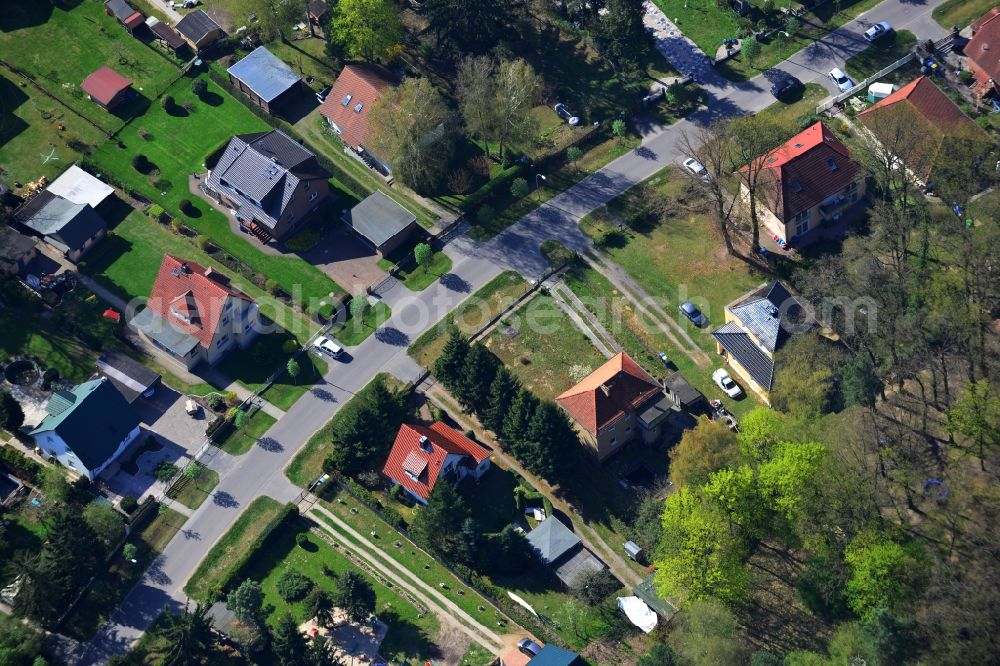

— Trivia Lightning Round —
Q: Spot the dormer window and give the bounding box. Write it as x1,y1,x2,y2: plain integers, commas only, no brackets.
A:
342,93,352,106
169,307,191,324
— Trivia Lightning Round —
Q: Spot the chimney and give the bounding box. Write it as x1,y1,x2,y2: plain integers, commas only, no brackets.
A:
419,435,432,452
181,262,190,274
600,383,611,397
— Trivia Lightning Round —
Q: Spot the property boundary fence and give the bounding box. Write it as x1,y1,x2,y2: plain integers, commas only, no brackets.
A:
816,52,916,113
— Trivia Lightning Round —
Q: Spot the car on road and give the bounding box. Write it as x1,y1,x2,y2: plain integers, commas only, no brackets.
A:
518,638,543,657
864,21,892,41
770,73,802,99
312,336,343,359
679,300,707,327
828,67,855,92
712,368,744,398
682,157,708,179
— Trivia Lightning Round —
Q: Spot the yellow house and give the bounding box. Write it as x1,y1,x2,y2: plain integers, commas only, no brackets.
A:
739,122,866,248
711,281,811,405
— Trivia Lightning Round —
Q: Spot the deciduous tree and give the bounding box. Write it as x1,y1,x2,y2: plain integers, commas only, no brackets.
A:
329,0,401,63
492,59,541,162
424,0,514,52
947,380,1000,469
666,598,751,665
413,242,433,270
456,56,496,157
227,579,266,625
332,570,376,623
668,416,741,488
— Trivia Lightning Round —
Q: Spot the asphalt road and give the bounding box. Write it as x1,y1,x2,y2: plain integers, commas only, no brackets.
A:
70,1,949,661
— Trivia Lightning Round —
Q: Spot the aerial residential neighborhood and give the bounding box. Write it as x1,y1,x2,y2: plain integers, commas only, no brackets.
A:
0,0,997,665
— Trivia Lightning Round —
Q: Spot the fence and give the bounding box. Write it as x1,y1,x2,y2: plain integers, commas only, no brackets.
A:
816,52,916,113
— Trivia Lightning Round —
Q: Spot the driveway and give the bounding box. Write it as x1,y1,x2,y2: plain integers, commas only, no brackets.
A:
300,224,387,295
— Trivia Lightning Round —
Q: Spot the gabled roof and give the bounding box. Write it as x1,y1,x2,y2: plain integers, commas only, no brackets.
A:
47,165,114,208
556,352,661,435
81,67,132,106
105,0,143,28
227,47,301,103
345,191,416,248
525,517,580,565
712,321,777,390
740,122,859,221
967,8,1000,83
147,17,186,50
382,422,490,501
320,64,393,149
206,130,329,230
528,645,583,666
146,255,252,349
0,226,35,272
20,195,105,253
176,9,222,43
29,378,140,471
96,350,161,403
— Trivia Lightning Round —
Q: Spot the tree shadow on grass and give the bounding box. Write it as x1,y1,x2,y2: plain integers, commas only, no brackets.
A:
377,610,440,662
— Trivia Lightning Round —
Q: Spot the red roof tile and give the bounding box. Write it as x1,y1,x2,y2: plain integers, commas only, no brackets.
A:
147,255,252,349
741,122,860,221
319,65,392,150
81,67,132,106
556,353,661,436
967,8,1000,84
381,422,490,501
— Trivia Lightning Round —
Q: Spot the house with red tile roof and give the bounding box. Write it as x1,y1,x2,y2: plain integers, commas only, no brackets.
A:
81,67,133,111
382,422,491,504
738,122,865,248
857,76,990,183
966,7,1000,100
556,352,680,461
320,65,395,173
130,255,259,369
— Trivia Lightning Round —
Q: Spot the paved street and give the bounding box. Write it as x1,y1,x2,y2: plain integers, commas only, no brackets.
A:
70,1,950,661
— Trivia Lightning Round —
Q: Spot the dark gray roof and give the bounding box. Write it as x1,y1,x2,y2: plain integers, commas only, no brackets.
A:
526,517,580,565
96,350,161,403
105,0,138,22
528,645,584,666
176,9,222,42
0,226,36,267
206,130,327,230
345,191,416,248
130,307,201,358
636,393,676,429
729,281,801,353
553,546,606,587
149,20,185,49
21,195,105,253
663,371,705,408
712,321,776,390
227,47,301,103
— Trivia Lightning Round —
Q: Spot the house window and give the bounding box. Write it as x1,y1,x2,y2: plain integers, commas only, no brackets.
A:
309,191,318,202
796,218,809,236
244,322,253,332
405,470,418,482
66,458,76,469
625,425,632,433
222,316,230,327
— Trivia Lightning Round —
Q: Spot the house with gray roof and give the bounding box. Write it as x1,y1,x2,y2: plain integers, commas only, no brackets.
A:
342,191,417,257
227,47,303,114
96,350,161,403
29,378,141,480
175,9,224,52
525,517,607,587
15,192,106,263
205,129,330,242
711,281,812,404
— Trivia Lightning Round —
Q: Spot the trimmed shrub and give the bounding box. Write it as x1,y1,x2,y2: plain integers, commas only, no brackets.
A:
120,495,139,514
296,532,309,548
276,569,313,601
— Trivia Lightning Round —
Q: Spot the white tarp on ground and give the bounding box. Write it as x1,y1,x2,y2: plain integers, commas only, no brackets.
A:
617,596,658,633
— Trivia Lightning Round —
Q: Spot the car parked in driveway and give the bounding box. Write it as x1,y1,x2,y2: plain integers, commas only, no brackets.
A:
770,73,802,99
828,68,855,92
679,300,707,326
518,638,543,656
712,368,744,398
864,21,892,41
312,335,343,359
682,157,709,180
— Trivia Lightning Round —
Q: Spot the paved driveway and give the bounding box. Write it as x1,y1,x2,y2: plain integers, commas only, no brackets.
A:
300,224,387,295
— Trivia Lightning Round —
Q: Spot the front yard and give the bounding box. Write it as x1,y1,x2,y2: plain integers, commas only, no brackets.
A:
165,466,220,511
215,332,327,411
845,30,917,82
216,408,278,456
933,0,997,29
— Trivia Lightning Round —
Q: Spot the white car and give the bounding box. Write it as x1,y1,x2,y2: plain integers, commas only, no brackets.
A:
828,68,855,92
712,368,744,398
683,157,708,179
864,21,891,41
312,335,343,359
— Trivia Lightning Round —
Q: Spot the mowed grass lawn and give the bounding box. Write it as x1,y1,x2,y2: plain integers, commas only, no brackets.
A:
217,408,278,456
329,300,392,346
0,70,107,186
408,271,529,368
845,30,916,82
0,308,100,384
933,0,997,29
0,1,179,132
242,520,442,664
165,466,219,510
89,74,342,303
756,83,828,129
483,294,607,401
215,332,327,411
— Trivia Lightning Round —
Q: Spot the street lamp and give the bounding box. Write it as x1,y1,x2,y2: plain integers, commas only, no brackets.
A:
535,174,546,201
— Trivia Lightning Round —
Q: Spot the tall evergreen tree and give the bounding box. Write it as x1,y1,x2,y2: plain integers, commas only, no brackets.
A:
434,329,469,388
227,579,266,625
331,570,376,623
158,603,214,666
483,366,520,434
517,401,574,479
502,388,538,445
598,0,651,72
458,343,500,411
8,552,58,624
410,481,472,560
271,612,308,666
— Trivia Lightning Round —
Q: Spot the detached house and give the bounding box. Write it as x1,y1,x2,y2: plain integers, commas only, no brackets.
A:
739,122,865,248
29,378,141,481
130,255,259,369
556,353,688,461
710,281,811,404
382,422,491,504
966,8,1000,101
320,64,394,173
206,130,331,242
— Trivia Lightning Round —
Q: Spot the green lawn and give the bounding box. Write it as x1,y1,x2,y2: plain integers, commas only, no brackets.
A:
845,30,917,82
483,294,607,401
215,332,327,411
165,466,220,510
0,69,107,187
62,506,187,640
408,271,530,369
460,644,496,666
0,2,181,132
88,73,342,304
328,301,392,346
379,243,454,292
0,306,100,384
216,409,278,456
933,0,996,28
756,83,828,129
80,210,320,339
184,496,288,601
